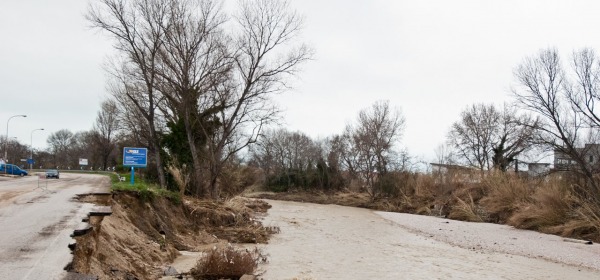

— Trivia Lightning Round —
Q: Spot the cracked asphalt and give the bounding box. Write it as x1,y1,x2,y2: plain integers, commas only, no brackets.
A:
0,173,109,280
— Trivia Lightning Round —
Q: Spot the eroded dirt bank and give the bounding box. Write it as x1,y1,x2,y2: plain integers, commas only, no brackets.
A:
70,192,271,279
259,199,600,279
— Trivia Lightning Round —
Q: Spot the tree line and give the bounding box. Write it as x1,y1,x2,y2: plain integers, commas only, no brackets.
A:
249,100,408,199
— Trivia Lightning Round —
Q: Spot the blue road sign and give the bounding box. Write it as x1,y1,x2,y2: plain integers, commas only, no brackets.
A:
123,147,148,167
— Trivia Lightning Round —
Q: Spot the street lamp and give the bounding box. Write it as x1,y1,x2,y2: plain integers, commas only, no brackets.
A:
30,128,44,171
4,114,26,164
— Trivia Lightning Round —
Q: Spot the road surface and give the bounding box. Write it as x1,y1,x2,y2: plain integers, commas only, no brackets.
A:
0,173,109,280
259,199,600,279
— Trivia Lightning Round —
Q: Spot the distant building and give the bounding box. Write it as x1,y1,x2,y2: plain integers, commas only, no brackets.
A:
527,162,551,176
430,163,479,183
553,144,600,171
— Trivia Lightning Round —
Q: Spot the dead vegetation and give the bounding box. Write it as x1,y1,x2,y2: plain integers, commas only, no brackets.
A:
70,192,274,279
190,246,266,280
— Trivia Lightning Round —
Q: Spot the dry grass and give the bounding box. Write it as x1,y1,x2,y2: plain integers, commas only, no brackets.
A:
480,173,531,223
575,198,600,234
190,246,265,280
546,194,600,241
219,166,262,199
168,165,190,195
448,194,485,222
508,179,573,231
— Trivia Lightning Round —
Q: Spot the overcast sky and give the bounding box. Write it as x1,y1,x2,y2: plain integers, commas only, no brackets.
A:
2,0,600,164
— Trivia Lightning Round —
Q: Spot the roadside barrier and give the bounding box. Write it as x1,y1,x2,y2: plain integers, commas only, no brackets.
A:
35,173,48,192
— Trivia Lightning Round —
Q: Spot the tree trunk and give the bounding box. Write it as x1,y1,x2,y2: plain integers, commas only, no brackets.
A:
149,136,166,189
183,111,206,197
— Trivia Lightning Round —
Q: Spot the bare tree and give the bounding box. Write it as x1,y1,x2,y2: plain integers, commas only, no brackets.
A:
492,105,539,171
47,129,75,168
71,131,98,169
154,0,231,197
93,99,121,170
251,129,320,175
88,0,168,188
447,103,538,172
201,0,312,198
567,48,600,128
434,143,454,165
326,134,359,176
346,100,405,198
513,48,600,196
448,103,497,171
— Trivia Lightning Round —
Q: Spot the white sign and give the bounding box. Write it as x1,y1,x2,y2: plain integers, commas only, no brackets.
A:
79,158,88,166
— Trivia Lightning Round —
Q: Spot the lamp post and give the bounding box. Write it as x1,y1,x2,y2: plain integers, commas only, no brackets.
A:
4,114,27,164
30,128,44,171
3,115,27,175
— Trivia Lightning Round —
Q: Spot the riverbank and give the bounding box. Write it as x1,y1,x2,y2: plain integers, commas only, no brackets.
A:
258,199,600,279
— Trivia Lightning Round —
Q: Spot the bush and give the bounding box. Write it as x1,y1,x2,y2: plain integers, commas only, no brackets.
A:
546,192,600,241
448,193,485,222
480,173,531,223
508,179,573,230
190,246,265,280
219,165,262,198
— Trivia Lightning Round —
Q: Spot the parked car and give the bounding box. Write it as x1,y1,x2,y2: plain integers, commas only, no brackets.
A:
46,169,60,179
0,164,28,176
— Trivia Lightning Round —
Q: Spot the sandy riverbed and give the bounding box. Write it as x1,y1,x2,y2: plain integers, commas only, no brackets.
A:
258,199,600,279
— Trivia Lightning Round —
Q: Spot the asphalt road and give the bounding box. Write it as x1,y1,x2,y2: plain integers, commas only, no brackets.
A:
0,173,110,280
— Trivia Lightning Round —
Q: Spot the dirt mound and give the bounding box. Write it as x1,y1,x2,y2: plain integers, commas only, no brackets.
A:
70,192,272,279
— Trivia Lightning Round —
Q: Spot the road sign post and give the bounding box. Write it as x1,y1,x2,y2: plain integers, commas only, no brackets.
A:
123,147,147,185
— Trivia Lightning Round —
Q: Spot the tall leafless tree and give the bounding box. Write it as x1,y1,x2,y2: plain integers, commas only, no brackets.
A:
88,0,168,188
434,143,454,165
448,103,538,172
93,99,121,170
568,48,600,128
448,103,497,171
154,0,231,197
47,129,76,168
492,105,539,171
345,100,405,198
201,0,312,198
513,48,600,196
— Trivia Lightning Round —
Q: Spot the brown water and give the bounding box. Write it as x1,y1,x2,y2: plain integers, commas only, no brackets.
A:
258,199,600,280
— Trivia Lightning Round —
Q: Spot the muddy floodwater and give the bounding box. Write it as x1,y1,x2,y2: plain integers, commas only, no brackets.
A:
258,200,600,280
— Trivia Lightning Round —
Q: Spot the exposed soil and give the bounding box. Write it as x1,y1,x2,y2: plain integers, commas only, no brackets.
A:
70,191,272,279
